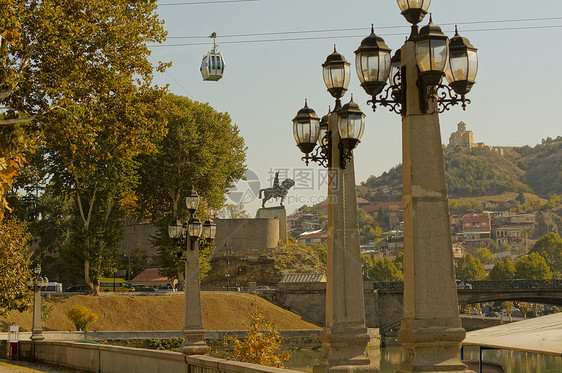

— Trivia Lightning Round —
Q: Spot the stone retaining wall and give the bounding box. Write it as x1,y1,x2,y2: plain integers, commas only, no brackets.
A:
17,340,297,373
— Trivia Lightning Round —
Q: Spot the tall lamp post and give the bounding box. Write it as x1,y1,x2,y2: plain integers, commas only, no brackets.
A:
168,189,217,356
292,1,478,372
31,264,45,341
293,46,375,373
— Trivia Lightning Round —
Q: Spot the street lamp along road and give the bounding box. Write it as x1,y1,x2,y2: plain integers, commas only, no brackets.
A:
31,264,45,341
167,188,216,355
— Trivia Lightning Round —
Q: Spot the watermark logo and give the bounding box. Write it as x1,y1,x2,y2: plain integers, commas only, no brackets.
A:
226,169,261,204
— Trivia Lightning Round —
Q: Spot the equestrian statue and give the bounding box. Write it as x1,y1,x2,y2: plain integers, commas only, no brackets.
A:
258,172,295,209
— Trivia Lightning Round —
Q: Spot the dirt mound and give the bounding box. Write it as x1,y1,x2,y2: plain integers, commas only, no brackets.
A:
0,292,319,332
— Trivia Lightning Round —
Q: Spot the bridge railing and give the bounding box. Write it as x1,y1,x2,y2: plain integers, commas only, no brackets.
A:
373,279,562,291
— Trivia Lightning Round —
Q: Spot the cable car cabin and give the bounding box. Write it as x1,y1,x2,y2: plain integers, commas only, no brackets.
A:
200,51,225,81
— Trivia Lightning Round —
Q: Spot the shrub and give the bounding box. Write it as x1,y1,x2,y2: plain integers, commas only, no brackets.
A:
67,305,99,331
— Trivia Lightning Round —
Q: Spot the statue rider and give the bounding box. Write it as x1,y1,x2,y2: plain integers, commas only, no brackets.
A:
272,171,280,191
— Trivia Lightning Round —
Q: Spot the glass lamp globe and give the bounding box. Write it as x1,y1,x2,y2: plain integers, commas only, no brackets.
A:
292,99,321,154
337,96,366,152
322,45,351,100
444,26,478,96
355,25,392,97
415,15,449,86
185,189,200,214
397,0,432,25
202,219,217,240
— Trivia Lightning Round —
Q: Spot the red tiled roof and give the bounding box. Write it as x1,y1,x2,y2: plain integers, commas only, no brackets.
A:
131,268,170,283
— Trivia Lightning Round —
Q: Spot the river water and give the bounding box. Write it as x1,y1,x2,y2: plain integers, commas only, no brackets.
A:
285,345,562,372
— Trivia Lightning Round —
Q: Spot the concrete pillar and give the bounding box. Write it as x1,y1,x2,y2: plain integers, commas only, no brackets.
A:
31,284,44,341
180,239,209,355
313,111,378,373
397,41,469,372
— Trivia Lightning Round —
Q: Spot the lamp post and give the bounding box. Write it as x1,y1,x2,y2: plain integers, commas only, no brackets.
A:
292,1,478,372
31,264,45,341
168,188,217,356
293,46,375,373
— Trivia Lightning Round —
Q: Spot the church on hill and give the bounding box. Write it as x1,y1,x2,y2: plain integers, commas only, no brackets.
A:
448,121,504,155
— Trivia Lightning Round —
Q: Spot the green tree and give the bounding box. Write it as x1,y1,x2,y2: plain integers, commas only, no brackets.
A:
0,219,32,317
515,253,552,279
366,257,403,282
393,252,404,273
488,257,516,280
474,247,493,265
135,94,246,280
455,254,487,281
529,232,562,278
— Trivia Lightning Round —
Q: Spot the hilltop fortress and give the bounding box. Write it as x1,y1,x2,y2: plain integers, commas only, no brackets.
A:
448,121,505,155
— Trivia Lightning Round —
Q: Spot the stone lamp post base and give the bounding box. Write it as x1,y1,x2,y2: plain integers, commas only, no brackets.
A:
313,324,379,373
179,329,209,356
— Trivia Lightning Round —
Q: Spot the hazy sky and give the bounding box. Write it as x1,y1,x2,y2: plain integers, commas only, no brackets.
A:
152,0,562,215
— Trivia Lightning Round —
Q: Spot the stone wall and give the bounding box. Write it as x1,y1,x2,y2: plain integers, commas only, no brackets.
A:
213,218,280,257
17,340,295,373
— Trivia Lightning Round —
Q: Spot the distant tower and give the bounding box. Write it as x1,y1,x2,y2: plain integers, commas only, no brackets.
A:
448,121,473,147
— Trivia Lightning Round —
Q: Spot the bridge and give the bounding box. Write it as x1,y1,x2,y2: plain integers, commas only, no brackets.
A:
264,280,562,338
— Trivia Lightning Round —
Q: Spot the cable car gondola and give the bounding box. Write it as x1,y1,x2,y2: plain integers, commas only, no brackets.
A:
200,32,225,81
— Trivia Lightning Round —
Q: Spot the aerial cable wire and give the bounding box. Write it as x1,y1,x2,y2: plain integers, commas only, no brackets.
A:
149,24,562,48
163,16,562,40
158,0,260,6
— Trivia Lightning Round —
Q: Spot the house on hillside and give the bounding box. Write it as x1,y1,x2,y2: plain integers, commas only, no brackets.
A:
462,214,491,248
299,229,327,245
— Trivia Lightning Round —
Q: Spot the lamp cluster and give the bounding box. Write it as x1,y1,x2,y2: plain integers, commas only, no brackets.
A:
168,189,217,251
292,0,478,168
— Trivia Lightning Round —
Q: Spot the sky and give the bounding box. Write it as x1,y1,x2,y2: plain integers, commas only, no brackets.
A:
151,0,562,215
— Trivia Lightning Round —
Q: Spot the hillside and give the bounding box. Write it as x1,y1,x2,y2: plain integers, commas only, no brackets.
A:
359,138,562,199
0,293,320,332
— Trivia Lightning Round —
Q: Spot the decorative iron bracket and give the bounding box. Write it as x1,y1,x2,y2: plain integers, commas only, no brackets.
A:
367,69,404,115
338,141,354,169
436,84,471,112
301,130,331,168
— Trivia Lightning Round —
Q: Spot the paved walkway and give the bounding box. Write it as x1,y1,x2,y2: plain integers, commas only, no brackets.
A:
0,360,87,373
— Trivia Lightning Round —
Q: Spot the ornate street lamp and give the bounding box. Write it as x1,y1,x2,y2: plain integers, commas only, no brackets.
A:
292,99,321,155
167,188,214,356
322,46,351,104
31,264,45,341
414,15,449,86
397,0,432,25
444,26,478,96
355,25,392,98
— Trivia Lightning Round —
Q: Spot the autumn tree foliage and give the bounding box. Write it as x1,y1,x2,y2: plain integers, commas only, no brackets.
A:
1,0,170,294
0,218,32,317
488,257,516,280
219,310,290,368
515,252,552,280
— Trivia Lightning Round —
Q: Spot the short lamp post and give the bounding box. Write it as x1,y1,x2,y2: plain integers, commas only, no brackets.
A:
31,264,45,341
292,1,478,372
168,188,216,356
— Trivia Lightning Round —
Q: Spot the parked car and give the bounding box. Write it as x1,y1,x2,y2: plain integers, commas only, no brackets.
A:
485,311,499,318
133,284,156,292
456,280,473,289
65,285,89,292
468,308,481,315
256,286,272,291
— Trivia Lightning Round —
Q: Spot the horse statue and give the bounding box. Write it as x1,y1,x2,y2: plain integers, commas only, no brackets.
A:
258,178,295,208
